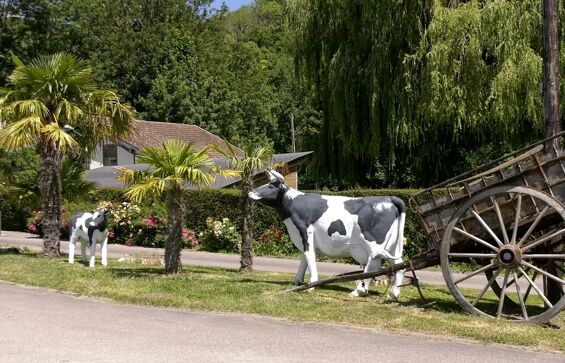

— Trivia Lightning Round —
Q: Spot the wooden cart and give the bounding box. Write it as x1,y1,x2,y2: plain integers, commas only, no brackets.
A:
290,133,565,324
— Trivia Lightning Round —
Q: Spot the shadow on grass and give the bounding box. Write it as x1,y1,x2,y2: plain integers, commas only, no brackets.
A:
109,267,164,278
0,247,37,256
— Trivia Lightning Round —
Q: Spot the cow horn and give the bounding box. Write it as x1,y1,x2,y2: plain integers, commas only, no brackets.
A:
267,170,276,182
270,170,285,183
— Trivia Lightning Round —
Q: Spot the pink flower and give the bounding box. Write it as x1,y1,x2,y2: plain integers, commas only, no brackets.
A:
125,240,133,247
182,228,188,238
108,231,115,239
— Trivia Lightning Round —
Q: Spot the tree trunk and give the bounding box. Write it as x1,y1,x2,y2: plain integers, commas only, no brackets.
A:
39,137,62,258
240,180,253,273
543,0,560,149
164,191,184,274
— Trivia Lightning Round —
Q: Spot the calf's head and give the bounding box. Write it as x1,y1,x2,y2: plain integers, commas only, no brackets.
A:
248,170,288,208
88,209,111,230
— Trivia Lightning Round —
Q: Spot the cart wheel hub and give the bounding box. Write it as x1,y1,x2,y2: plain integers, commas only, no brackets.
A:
497,245,522,268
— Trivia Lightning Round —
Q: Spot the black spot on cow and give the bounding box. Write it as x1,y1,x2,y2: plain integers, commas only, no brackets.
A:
344,197,401,244
284,193,329,251
328,220,346,237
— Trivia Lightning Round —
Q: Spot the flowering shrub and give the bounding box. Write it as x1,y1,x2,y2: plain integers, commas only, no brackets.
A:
27,209,70,238
199,217,240,253
182,228,199,249
254,227,297,257
99,201,142,245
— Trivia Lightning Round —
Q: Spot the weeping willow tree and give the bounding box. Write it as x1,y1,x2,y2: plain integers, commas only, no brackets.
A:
294,0,565,187
292,0,432,184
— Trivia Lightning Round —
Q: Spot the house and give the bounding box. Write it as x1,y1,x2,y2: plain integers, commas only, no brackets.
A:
86,120,312,189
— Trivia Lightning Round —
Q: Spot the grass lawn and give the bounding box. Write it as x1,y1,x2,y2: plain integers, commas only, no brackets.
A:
0,248,563,352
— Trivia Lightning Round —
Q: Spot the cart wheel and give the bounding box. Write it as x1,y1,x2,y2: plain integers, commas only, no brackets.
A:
441,186,565,323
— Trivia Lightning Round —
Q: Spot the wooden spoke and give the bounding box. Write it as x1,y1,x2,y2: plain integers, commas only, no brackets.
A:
521,270,538,304
448,253,496,259
472,269,500,307
522,261,565,287
521,228,565,252
497,269,510,318
471,209,503,247
510,194,522,244
513,271,528,320
518,267,553,308
522,254,565,260
453,228,498,252
454,263,496,285
517,206,549,247
491,197,509,244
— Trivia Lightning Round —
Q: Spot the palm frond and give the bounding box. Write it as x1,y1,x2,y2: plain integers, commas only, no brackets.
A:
54,99,83,124
0,116,42,150
123,177,165,203
3,99,50,119
40,123,79,153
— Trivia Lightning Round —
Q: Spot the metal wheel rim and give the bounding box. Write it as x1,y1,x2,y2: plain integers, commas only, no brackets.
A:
440,186,565,323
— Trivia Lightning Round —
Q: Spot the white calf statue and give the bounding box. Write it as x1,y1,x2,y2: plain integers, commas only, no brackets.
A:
68,209,111,267
249,171,406,298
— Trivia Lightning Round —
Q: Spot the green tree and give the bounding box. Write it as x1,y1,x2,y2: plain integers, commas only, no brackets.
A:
220,141,272,272
293,0,431,184
0,53,134,257
116,140,237,274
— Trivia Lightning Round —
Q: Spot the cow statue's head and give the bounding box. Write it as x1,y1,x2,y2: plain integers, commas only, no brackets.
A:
88,209,112,229
248,170,288,207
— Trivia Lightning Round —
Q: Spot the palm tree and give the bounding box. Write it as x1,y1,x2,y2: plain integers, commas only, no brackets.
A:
61,156,96,202
220,142,272,272
0,53,134,257
116,140,238,274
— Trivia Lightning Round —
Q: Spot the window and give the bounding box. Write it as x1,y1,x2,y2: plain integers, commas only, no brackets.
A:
103,144,118,166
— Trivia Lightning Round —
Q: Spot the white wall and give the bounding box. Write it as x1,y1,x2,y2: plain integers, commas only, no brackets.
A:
89,142,135,169
118,146,135,165
90,143,104,169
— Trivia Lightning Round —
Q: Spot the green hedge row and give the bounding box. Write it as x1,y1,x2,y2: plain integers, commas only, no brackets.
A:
2,187,432,257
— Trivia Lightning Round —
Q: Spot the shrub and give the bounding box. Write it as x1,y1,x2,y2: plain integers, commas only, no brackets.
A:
198,217,240,253
254,227,297,257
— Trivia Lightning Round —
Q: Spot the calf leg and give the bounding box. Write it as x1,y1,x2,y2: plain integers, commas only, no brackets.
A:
291,254,308,286
68,236,76,264
101,236,108,267
89,240,96,267
388,257,405,300
351,257,381,297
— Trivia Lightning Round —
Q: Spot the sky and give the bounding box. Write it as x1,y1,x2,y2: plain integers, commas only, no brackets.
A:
211,0,254,11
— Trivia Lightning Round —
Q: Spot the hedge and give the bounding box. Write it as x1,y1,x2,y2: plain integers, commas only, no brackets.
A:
4,187,433,257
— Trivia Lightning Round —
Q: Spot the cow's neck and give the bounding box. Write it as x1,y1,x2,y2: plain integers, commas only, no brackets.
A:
277,187,304,219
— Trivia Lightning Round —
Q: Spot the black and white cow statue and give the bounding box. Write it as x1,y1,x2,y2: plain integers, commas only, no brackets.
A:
249,170,406,298
68,209,111,267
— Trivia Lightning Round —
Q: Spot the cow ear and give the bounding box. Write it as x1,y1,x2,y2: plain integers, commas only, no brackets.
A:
271,170,285,183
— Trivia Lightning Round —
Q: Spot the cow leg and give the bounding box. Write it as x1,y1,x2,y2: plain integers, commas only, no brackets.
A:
303,227,318,284
89,239,96,267
291,254,308,286
388,257,405,300
80,239,87,263
101,236,108,267
351,257,381,297
68,236,76,264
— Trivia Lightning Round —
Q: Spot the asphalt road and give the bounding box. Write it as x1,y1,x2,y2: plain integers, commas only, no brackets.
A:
1,282,563,363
